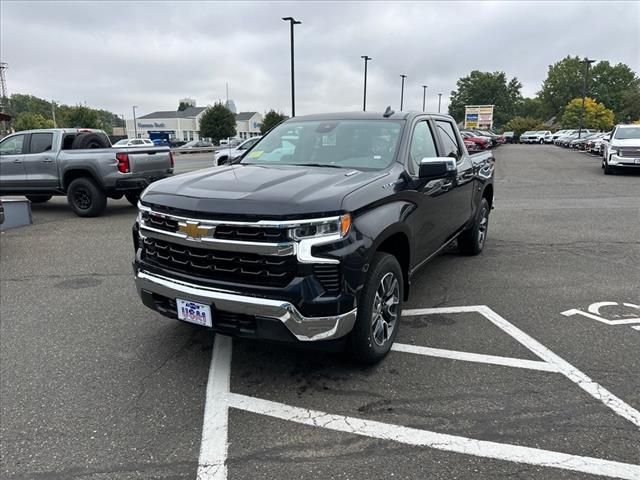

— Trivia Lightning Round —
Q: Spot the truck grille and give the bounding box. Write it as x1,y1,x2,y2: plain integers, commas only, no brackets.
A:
142,237,296,287
141,211,289,242
619,147,640,158
214,225,289,242
313,264,341,295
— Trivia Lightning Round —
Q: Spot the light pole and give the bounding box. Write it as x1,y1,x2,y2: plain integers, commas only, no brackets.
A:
132,105,138,138
578,57,596,139
282,17,301,117
361,55,372,111
437,93,442,113
399,74,407,111
422,85,427,112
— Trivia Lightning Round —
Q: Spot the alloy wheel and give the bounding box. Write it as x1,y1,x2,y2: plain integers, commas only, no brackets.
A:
371,272,400,347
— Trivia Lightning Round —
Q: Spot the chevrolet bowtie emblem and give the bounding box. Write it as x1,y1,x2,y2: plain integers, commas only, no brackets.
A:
178,221,212,240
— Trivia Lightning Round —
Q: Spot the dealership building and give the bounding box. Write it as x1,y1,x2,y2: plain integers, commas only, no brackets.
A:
125,107,262,143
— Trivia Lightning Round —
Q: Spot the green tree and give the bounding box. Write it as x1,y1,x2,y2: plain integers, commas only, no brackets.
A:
590,61,640,122
260,110,287,134
199,103,236,144
13,112,55,131
502,116,545,138
178,101,190,111
61,105,100,128
538,56,586,119
561,97,614,130
448,71,522,128
7,94,53,120
516,97,545,120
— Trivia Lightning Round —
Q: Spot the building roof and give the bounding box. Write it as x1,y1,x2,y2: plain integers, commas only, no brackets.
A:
235,111,258,121
138,106,207,119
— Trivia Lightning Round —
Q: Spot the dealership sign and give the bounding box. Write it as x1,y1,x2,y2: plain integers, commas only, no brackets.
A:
464,105,494,129
137,122,166,128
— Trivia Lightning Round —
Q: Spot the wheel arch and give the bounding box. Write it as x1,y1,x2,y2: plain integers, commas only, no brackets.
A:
62,168,103,191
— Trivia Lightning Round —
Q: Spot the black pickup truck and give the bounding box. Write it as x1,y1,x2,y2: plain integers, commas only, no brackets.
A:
132,111,494,363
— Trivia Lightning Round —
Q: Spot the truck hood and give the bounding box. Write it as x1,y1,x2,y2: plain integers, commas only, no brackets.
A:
611,138,640,147
141,164,385,218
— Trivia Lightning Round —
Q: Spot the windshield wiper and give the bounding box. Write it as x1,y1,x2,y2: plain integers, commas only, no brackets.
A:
294,163,343,169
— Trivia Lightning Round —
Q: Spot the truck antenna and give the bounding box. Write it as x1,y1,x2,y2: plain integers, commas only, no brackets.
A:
383,106,394,118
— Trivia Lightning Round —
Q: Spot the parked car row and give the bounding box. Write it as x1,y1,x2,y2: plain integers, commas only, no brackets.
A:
553,124,640,175
460,130,505,151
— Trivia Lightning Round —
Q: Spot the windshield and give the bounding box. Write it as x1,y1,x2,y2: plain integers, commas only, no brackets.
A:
614,127,640,139
241,119,403,171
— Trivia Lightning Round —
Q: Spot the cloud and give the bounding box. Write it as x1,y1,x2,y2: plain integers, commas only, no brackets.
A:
1,1,638,119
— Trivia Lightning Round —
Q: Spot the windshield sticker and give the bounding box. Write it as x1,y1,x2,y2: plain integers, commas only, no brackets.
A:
248,151,263,158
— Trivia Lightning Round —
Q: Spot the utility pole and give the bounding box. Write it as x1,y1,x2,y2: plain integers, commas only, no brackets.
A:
132,105,138,138
438,93,442,113
399,75,407,111
422,85,428,111
51,100,57,128
282,17,301,117
361,55,371,111
0,62,8,112
578,58,596,139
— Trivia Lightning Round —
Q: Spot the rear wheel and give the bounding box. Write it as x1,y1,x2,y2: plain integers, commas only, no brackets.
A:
67,177,107,217
25,194,52,204
539,139,544,144
350,253,403,364
458,197,490,255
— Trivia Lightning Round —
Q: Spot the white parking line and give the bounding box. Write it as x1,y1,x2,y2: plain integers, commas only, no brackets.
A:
197,335,232,480
391,343,560,372
229,393,640,480
404,306,640,428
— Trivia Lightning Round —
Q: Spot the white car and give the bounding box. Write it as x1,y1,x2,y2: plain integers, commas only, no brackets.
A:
112,138,154,148
519,131,538,143
602,124,640,175
215,136,262,165
530,130,553,144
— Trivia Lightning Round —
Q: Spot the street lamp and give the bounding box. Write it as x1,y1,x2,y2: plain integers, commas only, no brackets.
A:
361,55,372,111
282,17,301,117
578,58,596,139
437,93,442,113
399,74,407,111
422,85,428,112
132,105,138,138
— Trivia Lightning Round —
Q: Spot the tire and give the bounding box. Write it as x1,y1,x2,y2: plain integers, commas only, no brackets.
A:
217,156,228,166
604,162,614,175
458,197,490,255
71,132,111,149
124,190,141,206
539,139,544,144
67,177,107,217
350,253,403,364
25,194,52,204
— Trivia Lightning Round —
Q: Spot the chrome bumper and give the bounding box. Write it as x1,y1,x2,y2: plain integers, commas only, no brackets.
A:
135,270,357,342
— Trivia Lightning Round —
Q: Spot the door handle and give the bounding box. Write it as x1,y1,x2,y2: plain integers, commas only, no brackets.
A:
42,158,53,163
13,158,22,163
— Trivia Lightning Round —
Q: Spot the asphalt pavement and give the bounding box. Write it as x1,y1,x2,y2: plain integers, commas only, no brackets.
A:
1,145,639,479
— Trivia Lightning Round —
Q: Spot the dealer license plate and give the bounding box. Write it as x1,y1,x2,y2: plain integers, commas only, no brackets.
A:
177,299,212,327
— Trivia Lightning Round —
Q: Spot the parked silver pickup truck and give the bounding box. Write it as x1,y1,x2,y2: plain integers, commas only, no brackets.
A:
0,128,174,217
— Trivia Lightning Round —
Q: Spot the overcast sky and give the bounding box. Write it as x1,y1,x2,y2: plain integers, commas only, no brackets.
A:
1,1,639,119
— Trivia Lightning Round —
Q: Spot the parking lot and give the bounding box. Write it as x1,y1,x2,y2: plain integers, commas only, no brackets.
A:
1,145,639,479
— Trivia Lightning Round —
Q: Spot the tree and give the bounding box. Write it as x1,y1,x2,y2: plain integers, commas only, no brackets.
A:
590,61,640,122
260,110,287,134
502,116,545,138
178,101,190,111
60,105,100,128
516,97,545,121
13,112,55,131
618,86,640,123
538,56,585,119
561,97,614,130
448,71,522,128
199,103,236,144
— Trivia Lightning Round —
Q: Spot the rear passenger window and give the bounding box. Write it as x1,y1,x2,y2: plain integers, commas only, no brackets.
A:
409,121,437,174
436,121,461,160
29,133,53,154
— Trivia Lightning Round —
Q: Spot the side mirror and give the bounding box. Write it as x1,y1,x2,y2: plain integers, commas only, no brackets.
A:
419,157,457,179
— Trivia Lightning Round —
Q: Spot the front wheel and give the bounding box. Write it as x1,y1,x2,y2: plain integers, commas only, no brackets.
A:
350,253,403,364
458,197,490,255
25,194,52,204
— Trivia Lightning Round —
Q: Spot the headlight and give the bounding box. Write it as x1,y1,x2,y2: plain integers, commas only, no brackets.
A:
289,214,351,240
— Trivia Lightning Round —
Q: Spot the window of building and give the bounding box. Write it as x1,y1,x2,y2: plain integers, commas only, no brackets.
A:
183,130,189,141
189,131,194,141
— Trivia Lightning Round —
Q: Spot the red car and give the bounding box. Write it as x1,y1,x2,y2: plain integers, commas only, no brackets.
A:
461,132,491,150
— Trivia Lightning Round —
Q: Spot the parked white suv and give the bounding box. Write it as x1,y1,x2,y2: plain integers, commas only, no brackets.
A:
602,124,640,175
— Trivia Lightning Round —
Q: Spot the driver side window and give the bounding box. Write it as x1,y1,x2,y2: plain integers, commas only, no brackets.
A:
409,121,437,174
0,135,25,155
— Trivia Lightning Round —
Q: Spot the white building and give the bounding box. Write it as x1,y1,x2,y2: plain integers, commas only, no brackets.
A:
126,107,207,142
126,108,262,142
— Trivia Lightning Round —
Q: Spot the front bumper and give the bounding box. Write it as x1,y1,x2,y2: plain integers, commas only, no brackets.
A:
609,154,640,168
135,269,357,342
